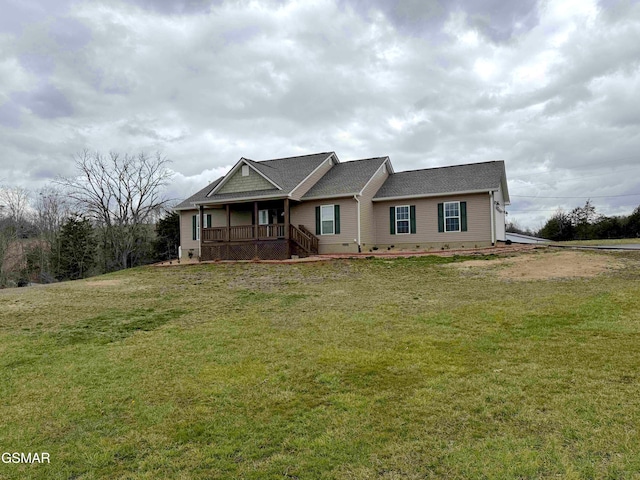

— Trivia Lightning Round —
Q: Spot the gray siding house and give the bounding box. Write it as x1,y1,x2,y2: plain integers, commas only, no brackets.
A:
175,152,510,260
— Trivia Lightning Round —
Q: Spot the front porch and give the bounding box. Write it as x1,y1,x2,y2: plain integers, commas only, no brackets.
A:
203,224,286,242
197,199,318,260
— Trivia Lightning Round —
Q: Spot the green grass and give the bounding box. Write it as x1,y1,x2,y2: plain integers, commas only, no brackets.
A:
556,238,640,246
1,251,640,479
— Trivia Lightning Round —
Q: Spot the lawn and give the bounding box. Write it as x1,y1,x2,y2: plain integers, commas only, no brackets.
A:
1,250,640,479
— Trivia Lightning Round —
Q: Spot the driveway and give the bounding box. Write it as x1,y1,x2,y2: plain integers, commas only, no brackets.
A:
571,244,640,251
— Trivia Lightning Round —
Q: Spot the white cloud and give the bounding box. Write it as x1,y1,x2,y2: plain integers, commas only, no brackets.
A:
0,0,639,229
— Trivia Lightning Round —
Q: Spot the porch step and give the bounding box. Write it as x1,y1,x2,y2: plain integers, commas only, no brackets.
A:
290,224,319,255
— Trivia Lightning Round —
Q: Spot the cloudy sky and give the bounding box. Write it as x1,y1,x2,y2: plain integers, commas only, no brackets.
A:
1,0,639,229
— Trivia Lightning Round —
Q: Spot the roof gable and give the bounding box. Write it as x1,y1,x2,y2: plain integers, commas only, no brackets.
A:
209,158,280,196
302,157,389,199
179,152,335,206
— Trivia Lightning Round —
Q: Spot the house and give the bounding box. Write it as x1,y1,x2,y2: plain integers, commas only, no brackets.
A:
174,152,509,260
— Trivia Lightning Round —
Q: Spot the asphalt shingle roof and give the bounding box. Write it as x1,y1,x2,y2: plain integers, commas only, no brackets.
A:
374,161,506,199
243,152,334,194
175,152,333,208
302,157,388,198
176,155,507,210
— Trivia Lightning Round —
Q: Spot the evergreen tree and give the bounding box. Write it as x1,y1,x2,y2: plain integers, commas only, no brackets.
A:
626,205,640,238
538,210,574,241
56,215,96,280
153,211,180,261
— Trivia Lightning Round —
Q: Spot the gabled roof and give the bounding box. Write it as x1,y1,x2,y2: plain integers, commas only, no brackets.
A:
302,157,389,199
208,158,281,196
197,152,335,204
175,154,510,211
243,152,335,194
373,160,509,202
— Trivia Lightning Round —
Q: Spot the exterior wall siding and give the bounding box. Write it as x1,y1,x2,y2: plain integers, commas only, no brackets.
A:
290,157,334,200
291,198,359,253
359,163,389,249
217,166,276,194
180,210,199,255
372,193,492,250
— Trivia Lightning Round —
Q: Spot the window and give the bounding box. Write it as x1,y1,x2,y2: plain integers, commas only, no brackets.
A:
390,205,416,235
192,214,200,241
258,209,269,225
396,205,410,234
444,201,460,232
321,205,334,235
241,165,249,176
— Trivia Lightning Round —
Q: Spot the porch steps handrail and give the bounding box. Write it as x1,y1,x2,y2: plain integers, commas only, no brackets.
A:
297,224,319,253
290,224,319,255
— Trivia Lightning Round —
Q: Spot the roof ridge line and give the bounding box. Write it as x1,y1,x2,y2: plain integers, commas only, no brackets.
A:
392,160,503,174
252,152,334,163
340,157,387,163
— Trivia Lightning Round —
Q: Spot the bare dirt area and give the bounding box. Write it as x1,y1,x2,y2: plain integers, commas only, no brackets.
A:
83,279,123,287
450,250,625,281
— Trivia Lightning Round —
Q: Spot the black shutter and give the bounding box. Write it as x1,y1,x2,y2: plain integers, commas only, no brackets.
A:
410,205,416,234
437,203,444,232
389,206,395,235
460,202,467,232
206,214,212,229
315,206,321,235
334,205,340,234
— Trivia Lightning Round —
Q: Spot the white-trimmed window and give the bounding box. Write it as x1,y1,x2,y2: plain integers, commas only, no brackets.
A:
396,205,410,234
321,204,335,235
241,164,249,176
444,201,460,232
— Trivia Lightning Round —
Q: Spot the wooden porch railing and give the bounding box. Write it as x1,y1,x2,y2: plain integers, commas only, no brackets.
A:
258,224,285,239
290,224,319,254
202,224,285,242
297,224,319,253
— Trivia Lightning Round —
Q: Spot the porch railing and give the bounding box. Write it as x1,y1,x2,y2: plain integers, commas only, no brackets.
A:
291,224,319,254
297,224,319,253
202,224,285,242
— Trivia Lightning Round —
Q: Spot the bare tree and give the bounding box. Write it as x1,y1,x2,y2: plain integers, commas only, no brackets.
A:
0,185,31,232
55,150,173,270
0,186,30,285
0,221,15,286
34,186,69,240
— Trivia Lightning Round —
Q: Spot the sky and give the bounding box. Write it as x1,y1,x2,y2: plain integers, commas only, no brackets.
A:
0,0,639,230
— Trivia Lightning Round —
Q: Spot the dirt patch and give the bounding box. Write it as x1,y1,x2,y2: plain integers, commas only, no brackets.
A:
83,279,123,287
451,250,624,281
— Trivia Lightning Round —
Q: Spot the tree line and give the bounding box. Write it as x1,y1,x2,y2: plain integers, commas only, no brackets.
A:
0,151,180,288
508,200,640,241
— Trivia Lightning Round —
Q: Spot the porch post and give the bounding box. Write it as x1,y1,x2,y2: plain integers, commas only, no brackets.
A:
254,201,258,239
198,205,204,259
226,204,231,241
284,198,290,240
